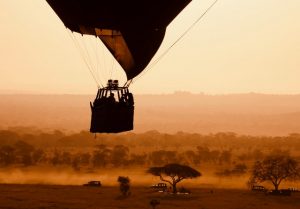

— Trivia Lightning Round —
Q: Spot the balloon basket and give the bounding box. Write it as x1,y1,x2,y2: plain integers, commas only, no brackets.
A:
90,80,134,133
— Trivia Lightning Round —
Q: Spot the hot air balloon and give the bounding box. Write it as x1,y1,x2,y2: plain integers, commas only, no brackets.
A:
46,0,192,133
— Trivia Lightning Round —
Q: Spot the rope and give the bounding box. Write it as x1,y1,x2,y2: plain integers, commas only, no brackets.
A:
91,36,102,85
81,36,103,87
109,35,117,79
98,37,109,82
67,31,101,88
124,79,133,88
132,0,219,83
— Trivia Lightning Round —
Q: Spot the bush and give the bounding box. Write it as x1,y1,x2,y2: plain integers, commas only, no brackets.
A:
117,176,130,196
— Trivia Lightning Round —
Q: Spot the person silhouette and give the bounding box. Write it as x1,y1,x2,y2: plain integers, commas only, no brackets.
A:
108,93,116,104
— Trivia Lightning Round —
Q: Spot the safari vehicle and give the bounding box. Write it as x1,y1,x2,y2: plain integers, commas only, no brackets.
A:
288,187,300,192
150,183,167,192
251,185,266,191
83,181,102,187
267,189,291,196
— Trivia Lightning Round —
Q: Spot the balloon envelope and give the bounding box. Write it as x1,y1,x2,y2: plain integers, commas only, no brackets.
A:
46,0,192,80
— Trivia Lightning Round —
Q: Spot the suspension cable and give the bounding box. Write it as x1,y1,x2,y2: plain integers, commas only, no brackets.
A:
90,36,102,85
109,35,117,80
98,37,109,81
132,0,219,83
67,31,101,88
81,36,103,87
125,79,133,88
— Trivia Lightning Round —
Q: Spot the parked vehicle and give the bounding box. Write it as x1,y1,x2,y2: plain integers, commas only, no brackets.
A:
288,187,300,192
251,185,266,191
267,189,291,196
150,183,167,192
83,181,102,187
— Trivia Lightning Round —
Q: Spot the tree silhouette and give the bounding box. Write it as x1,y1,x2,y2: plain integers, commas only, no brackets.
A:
149,150,178,165
0,145,15,166
129,153,147,166
51,150,62,166
147,163,201,193
117,176,131,196
111,145,129,166
32,149,45,165
92,145,111,167
14,140,35,166
149,199,160,209
250,155,300,191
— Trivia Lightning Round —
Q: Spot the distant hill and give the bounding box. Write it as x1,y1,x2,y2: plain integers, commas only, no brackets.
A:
1,93,300,135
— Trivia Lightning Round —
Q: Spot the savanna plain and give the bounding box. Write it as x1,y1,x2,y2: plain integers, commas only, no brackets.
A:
1,129,300,209
1,184,300,209
1,94,300,209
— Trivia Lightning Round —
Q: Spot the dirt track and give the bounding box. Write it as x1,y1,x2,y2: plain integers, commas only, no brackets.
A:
0,184,300,209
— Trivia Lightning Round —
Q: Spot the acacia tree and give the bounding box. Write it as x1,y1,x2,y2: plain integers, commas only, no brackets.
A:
93,145,111,167
249,155,300,191
147,163,201,193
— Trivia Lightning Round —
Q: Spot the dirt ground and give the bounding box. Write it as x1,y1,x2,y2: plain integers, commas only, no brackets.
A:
0,184,300,209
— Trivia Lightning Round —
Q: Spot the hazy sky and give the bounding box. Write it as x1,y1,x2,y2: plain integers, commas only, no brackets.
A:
0,0,299,94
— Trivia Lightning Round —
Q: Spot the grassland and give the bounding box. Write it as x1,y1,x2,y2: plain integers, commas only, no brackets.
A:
0,184,299,209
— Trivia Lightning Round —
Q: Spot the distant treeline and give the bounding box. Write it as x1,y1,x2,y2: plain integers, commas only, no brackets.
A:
2,94,300,135
0,128,299,174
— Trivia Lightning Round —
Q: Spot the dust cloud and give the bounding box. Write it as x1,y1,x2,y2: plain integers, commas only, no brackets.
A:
0,167,249,189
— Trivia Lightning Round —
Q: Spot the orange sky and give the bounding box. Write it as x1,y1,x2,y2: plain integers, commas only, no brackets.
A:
0,0,299,94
